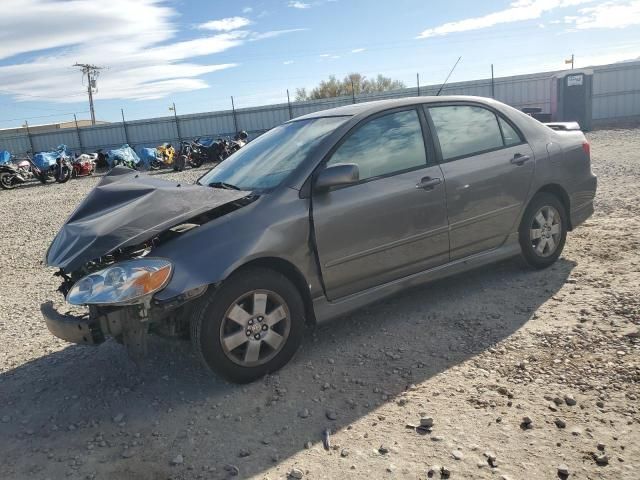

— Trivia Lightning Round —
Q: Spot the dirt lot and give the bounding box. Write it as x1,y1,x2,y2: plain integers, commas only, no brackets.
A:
0,129,638,480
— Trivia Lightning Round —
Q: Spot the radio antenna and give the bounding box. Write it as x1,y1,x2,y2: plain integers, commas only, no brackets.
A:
436,56,462,96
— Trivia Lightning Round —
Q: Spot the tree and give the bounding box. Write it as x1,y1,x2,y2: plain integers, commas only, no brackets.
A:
295,73,405,101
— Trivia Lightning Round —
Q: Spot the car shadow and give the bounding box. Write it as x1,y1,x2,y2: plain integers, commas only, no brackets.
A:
0,257,575,480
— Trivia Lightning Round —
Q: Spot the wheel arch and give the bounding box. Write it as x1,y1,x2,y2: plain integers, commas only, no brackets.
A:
533,183,572,230
231,257,316,326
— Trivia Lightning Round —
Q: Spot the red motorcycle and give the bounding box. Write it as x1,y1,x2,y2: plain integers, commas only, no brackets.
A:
71,153,97,178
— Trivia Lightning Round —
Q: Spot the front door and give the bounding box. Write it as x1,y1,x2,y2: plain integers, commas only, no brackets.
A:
426,104,535,260
312,108,449,300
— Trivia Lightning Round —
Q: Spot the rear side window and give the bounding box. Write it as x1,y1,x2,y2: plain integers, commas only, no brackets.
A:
428,105,503,161
327,109,427,181
499,117,522,146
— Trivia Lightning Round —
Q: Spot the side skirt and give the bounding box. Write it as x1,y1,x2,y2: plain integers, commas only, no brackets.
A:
312,233,521,324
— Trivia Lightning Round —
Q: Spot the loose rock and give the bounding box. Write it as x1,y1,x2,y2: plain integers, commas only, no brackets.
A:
554,419,566,429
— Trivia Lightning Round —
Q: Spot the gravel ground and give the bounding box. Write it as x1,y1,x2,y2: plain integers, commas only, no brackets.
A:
0,129,638,480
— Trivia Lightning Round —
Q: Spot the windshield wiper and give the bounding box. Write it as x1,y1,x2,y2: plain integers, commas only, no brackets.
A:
209,181,241,190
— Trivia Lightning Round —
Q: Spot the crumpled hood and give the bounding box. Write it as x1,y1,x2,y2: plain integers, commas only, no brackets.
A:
47,166,247,271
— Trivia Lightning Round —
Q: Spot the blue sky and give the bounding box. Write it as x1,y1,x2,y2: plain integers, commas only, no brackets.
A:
1,0,639,128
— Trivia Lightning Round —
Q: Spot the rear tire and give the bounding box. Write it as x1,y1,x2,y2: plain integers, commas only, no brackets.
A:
519,192,567,269
190,268,305,383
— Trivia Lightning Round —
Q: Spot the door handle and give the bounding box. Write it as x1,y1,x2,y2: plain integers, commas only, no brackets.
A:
510,153,531,166
416,177,442,190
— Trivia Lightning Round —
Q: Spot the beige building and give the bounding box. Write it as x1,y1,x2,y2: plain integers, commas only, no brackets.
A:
0,119,109,135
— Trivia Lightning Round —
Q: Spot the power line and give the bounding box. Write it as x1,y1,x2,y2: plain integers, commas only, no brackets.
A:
0,110,90,123
0,89,87,99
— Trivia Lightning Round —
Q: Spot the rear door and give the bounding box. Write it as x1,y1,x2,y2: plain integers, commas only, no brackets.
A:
311,107,449,300
425,104,535,260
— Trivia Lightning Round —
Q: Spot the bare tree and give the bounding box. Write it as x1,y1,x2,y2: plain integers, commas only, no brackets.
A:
295,73,405,101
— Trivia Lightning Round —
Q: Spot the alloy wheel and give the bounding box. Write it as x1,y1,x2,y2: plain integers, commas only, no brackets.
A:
530,205,562,257
219,290,291,367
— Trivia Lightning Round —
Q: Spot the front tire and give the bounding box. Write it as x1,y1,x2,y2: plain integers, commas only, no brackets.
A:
0,172,16,190
519,192,567,269
56,166,71,183
190,268,305,383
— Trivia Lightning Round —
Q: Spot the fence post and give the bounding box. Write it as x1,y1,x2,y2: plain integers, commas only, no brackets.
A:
286,89,293,120
73,114,84,153
231,96,238,133
491,64,495,99
24,120,34,154
121,109,131,145
171,102,182,143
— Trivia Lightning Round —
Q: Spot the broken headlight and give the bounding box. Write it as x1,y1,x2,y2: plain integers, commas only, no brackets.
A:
67,259,172,306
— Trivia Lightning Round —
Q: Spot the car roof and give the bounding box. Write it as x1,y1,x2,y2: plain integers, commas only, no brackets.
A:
292,95,504,121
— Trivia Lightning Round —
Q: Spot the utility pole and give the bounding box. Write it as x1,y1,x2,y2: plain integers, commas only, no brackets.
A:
565,54,574,69
73,63,103,126
350,78,356,104
417,73,421,96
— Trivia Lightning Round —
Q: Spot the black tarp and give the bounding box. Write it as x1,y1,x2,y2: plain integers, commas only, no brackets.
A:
46,167,247,271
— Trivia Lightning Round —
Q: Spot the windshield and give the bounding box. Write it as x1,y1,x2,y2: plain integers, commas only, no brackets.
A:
198,116,349,191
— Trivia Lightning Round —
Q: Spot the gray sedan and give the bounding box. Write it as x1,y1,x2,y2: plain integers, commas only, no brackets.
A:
42,96,597,383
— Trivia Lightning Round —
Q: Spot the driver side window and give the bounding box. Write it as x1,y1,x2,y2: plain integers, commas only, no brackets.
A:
327,109,427,181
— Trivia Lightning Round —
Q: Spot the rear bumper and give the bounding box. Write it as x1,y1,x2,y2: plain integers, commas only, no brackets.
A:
40,301,104,345
570,174,597,229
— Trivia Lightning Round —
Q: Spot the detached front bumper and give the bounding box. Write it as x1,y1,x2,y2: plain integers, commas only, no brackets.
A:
40,301,105,345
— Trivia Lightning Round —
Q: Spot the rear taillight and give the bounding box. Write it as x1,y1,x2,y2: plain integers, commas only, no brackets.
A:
582,141,590,157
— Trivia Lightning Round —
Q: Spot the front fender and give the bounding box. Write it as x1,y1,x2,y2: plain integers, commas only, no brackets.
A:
152,190,320,302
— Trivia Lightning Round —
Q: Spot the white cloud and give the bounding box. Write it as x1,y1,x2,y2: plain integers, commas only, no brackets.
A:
242,6,253,13
0,0,302,103
283,60,294,65
249,28,307,40
319,53,331,57
197,16,252,31
417,0,595,38
564,1,640,29
351,48,366,53
288,1,311,8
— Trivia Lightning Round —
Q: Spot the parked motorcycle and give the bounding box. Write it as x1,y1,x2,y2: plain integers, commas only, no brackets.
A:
173,141,201,171
32,145,73,184
215,131,248,159
52,156,72,183
231,130,249,151
71,153,97,178
107,145,140,170
192,137,229,163
0,157,49,189
150,143,176,170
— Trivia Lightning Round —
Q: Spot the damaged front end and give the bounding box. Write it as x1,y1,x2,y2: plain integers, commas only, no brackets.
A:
41,167,252,361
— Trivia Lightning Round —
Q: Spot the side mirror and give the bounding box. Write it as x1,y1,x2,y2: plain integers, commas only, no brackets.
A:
315,163,359,191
